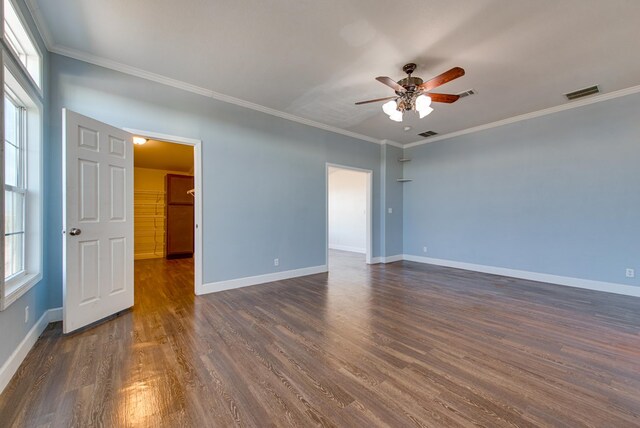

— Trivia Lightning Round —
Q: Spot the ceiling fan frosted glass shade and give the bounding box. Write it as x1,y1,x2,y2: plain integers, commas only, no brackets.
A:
389,111,403,122
415,94,432,109
415,94,433,118
418,106,433,119
382,100,398,116
416,95,434,118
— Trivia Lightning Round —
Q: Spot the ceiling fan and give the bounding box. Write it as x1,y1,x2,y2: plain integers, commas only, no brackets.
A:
355,63,465,122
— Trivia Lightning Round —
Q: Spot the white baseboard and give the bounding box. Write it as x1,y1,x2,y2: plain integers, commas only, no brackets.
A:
328,244,365,254
198,265,328,295
0,307,62,394
370,254,404,264
402,254,640,297
48,307,63,322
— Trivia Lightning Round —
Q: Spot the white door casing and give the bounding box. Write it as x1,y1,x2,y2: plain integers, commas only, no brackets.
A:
63,109,134,333
124,128,203,295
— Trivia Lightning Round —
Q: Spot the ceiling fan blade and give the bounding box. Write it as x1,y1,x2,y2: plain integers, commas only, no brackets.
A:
423,93,460,103
376,76,406,92
354,96,397,105
418,67,465,91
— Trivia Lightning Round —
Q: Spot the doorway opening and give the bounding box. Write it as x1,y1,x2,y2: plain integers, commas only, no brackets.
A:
131,131,202,302
326,164,372,269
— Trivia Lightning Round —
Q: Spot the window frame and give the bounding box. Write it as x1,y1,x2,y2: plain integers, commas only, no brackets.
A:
0,48,43,311
2,0,43,95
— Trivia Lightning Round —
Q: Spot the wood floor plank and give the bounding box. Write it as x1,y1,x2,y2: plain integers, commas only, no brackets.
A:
2,252,640,427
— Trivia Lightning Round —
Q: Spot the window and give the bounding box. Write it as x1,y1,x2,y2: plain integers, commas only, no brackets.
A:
4,87,26,280
3,0,42,88
0,64,42,310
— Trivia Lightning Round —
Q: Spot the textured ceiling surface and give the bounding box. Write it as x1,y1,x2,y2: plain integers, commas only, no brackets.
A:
32,0,640,144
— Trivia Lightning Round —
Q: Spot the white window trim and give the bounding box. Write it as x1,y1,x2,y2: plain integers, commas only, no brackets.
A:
1,48,43,310
1,0,43,97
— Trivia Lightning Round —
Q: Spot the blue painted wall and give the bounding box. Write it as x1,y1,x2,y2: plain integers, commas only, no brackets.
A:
47,54,386,306
0,0,50,368
383,144,403,257
403,93,640,287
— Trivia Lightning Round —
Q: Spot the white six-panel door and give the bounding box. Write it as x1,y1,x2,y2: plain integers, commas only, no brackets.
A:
63,109,134,333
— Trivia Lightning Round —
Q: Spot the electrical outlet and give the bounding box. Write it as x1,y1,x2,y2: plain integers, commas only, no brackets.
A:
388,207,393,214
274,258,279,267
423,246,428,253
25,306,29,323
626,268,635,278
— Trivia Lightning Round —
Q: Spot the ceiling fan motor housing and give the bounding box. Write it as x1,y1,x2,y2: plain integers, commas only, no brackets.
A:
402,62,417,75
397,63,423,93
397,76,424,93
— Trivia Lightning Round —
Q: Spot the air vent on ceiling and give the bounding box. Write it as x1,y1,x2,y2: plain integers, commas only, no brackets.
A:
564,85,600,100
418,130,438,138
456,89,476,98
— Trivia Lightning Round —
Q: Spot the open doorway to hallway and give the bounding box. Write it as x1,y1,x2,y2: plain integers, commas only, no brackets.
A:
327,165,372,269
133,138,195,303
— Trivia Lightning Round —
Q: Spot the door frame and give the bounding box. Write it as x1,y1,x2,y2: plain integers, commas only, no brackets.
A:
325,163,373,266
125,128,203,294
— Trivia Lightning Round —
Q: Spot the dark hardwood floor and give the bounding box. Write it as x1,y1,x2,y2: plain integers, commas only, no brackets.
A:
1,251,640,427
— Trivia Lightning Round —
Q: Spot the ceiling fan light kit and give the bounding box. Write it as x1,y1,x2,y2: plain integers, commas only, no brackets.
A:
356,63,465,123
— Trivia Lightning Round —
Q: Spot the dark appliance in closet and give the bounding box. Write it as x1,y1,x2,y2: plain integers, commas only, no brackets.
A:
165,174,194,259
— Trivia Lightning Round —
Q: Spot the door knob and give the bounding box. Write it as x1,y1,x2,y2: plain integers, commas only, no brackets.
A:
69,228,82,236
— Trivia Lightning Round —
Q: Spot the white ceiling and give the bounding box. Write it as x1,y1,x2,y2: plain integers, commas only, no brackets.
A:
31,0,640,145
134,139,193,172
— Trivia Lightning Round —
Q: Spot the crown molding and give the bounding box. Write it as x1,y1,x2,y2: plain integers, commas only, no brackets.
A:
405,84,640,149
49,43,396,146
49,40,640,152
25,0,54,49
381,139,404,148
